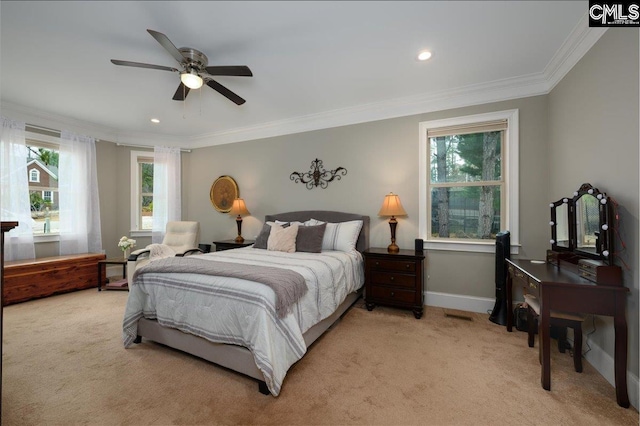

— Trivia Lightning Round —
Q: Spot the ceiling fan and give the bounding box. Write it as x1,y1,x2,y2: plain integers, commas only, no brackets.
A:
111,29,252,105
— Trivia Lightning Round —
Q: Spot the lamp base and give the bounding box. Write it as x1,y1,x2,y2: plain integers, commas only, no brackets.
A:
387,243,399,253
235,215,244,243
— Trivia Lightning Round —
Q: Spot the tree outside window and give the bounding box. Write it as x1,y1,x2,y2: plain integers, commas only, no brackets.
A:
419,109,519,253
430,130,503,240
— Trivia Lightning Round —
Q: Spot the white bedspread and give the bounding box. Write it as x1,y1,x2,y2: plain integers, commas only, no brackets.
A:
122,247,364,396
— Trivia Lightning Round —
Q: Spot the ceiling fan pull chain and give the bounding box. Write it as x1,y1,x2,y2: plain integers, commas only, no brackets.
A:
183,86,187,119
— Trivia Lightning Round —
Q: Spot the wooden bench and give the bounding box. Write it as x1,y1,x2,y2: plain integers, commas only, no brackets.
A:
3,253,106,306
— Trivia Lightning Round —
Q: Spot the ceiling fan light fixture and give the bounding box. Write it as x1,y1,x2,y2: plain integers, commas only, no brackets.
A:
181,70,203,89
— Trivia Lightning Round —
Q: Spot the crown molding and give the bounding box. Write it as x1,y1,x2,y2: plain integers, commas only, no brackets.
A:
187,72,551,148
2,15,605,150
1,101,120,143
543,12,607,91
185,15,606,148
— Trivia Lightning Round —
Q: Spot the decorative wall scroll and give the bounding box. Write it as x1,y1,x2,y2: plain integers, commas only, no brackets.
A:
210,175,239,213
290,158,347,190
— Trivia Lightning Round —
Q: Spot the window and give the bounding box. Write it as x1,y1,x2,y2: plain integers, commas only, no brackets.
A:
419,110,519,253
130,151,154,233
26,135,60,235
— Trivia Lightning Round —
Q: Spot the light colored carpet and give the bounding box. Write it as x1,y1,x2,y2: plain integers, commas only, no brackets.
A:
2,289,638,425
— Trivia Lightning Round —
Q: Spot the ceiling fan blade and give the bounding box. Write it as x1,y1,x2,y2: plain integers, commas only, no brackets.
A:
147,29,185,64
206,79,246,105
111,59,178,73
172,83,190,101
204,66,253,77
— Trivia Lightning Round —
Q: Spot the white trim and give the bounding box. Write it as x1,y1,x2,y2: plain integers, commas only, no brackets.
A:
0,17,605,149
582,338,640,410
424,290,639,410
33,234,59,243
544,15,608,92
418,109,519,252
29,168,40,183
425,290,495,314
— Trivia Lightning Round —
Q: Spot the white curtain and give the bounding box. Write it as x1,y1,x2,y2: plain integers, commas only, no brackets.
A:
152,146,181,243
0,117,35,260
58,130,102,254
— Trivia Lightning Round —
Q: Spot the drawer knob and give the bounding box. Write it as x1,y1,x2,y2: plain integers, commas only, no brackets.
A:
375,261,379,266
390,291,395,297
390,276,395,281
406,264,410,269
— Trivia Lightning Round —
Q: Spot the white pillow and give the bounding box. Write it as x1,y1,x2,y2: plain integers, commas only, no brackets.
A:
267,223,299,253
308,219,363,252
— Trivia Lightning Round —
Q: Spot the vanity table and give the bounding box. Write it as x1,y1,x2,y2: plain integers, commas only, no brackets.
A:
506,184,629,408
506,258,628,407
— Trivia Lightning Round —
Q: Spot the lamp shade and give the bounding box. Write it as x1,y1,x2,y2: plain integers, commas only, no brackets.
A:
378,193,407,217
229,198,250,216
180,71,203,89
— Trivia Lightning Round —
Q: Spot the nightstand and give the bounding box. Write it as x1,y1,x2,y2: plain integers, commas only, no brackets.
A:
212,239,255,251
363,248,425,319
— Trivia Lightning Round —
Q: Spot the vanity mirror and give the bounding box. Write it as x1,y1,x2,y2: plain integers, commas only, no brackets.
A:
550,197,571,251
549,183,614,265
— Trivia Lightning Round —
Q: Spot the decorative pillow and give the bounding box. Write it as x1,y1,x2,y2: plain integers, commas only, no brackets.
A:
267,223,299,253
308,219,363,252
275,220,303,227
295,223,327,253
253,223,272,249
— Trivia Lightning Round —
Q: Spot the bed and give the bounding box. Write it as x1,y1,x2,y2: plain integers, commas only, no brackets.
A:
122,211,369,396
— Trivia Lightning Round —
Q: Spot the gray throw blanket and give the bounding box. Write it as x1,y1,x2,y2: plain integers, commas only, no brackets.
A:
132,256,308,318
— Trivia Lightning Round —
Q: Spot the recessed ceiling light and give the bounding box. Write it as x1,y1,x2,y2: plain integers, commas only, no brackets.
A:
150,118,160,124
417,50,432,61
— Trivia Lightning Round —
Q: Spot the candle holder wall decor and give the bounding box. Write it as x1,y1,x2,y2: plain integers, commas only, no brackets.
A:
290,158,347,190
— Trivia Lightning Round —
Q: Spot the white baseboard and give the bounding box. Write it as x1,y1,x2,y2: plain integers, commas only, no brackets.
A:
425,290,495,314
583,339,639,410
425,290,639,410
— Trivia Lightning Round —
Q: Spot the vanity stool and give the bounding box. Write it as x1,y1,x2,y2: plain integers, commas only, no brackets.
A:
524,294,586,373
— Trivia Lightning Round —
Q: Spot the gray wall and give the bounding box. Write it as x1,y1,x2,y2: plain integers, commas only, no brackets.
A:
548,28,639,377
183,95,550,300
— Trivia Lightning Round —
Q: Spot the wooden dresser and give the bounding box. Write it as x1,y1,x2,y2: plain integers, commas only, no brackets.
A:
363,248,425,319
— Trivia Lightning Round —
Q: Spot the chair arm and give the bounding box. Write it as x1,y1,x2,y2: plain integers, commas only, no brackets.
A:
176,248,204,257
128,248,150,262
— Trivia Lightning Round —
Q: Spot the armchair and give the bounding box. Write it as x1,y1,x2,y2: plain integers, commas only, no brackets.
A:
127,221,202,285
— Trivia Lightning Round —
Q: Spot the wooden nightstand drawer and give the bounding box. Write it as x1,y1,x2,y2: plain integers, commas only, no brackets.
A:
363,248,425,319
370,258,415,273
370,271,416,289
369,285,415,304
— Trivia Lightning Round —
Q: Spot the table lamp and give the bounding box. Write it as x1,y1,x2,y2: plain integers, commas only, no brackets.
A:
229,198,250,243
378,193,407,253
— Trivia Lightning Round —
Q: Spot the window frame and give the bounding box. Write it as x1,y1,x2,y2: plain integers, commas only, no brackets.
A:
25,131,61,241
29,168,40,182
418,109,519,253
130,150,154,236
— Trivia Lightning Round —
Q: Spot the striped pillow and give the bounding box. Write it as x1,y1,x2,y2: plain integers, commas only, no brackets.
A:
307,219,363,252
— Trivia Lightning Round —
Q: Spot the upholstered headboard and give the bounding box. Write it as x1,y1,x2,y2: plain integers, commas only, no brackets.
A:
264,211,370,253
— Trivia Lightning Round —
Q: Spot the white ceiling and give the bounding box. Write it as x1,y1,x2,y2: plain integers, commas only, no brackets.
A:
1,1,599,148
